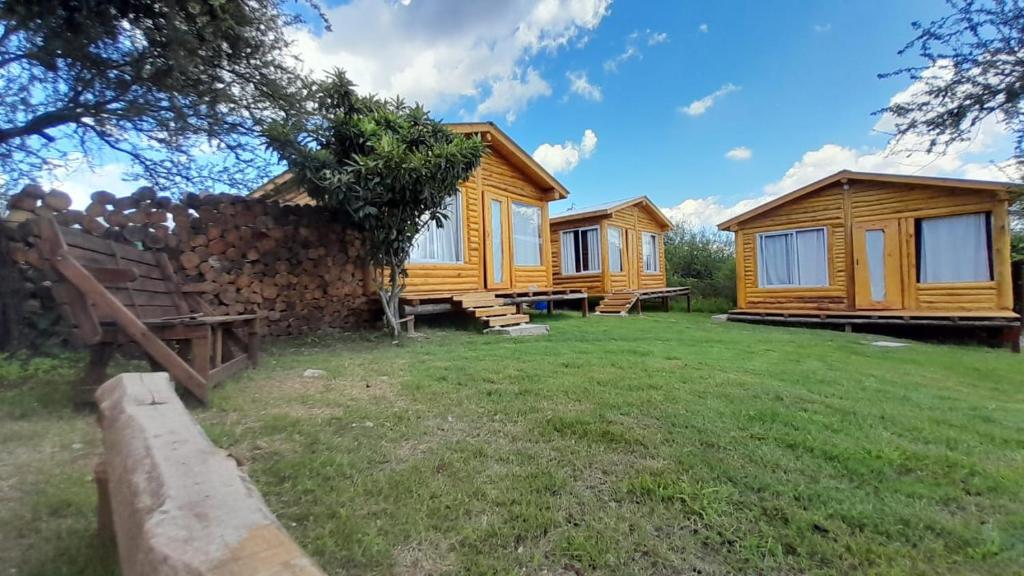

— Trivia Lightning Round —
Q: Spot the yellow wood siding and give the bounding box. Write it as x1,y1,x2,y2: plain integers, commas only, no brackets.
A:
405,149,555,295
736,185,848,310
731,180,1014,315
551,203,669,295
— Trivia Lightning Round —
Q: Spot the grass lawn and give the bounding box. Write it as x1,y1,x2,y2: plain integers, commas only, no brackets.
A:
2,312,1023,575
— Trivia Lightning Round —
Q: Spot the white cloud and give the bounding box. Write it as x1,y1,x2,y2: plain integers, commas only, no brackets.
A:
476,68,551,123
725,146,752,161
813,23,832,33
288,0,611,121
566,70,602,101
679,83,740,117
604,29,669,72
40,157,141,209
698,23,709,33
662,63,1020,228
648,31,669,45
531,129,598,174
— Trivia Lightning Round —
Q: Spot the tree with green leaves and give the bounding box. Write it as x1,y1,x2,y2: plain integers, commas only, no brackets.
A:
265,71,486,338
0,0,324,201
880,0,1024,217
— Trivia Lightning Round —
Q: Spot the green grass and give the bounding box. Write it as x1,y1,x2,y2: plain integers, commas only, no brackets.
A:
2,313,1023,575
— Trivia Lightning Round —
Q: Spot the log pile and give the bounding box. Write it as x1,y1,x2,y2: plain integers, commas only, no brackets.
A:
2,184,376,341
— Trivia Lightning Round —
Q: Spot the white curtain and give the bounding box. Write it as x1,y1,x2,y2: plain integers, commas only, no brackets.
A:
919,213,991,283
865,229,887,301
512,203,541,266
643,233,659,272
410,192,462,263
607,227,623,273
794,228,827,285
585,229,601,272
490,199,503,283
561,231,576,274
759,233,794,286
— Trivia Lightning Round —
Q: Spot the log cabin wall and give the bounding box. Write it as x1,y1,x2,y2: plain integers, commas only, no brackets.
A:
730,178,1014,314
3,186,377,339
403,148,555,295
551,203,669,296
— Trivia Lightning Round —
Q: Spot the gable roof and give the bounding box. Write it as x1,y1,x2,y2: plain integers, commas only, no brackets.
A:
551,195,674,229
253,122,569,202
717,170,1017,231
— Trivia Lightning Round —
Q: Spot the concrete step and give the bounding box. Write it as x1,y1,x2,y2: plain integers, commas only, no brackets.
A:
472,305,517,318
485,314,530,328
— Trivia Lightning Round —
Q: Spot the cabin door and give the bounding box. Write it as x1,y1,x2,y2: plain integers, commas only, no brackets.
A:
484,194,511,290
852,220,903,310
626,229,640,290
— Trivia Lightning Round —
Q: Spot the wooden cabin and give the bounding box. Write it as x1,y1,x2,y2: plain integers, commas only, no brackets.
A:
548,197,689,314
253,122,569,296
718,170,1021,343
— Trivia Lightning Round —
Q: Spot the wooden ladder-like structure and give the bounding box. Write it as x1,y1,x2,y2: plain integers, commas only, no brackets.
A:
595,292,639,315
453,292,531,329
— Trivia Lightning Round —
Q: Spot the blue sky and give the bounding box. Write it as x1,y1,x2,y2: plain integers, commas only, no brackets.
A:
50,0,1016,226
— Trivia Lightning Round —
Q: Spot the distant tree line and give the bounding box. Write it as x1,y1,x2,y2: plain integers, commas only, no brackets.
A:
663,224,736,312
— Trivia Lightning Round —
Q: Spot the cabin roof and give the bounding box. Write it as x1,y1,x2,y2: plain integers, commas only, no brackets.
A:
717,170,1017,231
252,122,569,201
550,195,674,229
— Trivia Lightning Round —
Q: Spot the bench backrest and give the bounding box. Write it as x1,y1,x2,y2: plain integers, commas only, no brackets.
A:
38,217,191,342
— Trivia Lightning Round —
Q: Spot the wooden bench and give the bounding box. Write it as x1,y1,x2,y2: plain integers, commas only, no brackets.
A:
37,215,261,403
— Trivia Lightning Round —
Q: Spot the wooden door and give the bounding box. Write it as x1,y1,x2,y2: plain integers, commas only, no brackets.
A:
852,220,902,309
626,229,640,290
484,194,510,290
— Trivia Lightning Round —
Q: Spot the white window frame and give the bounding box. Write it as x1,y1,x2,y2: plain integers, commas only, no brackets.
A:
642,232,660,273
756,226,829,288
560,226,602,275
511,201,543,267
409,191,464,264
607,226,624,273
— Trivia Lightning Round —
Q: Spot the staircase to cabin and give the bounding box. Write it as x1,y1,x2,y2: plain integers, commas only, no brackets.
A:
452,292,531,329
595,291,639,315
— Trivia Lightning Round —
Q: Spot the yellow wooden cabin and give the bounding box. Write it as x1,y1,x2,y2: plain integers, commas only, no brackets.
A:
550,196,671,295
718,170,1021,344
253,122,569,297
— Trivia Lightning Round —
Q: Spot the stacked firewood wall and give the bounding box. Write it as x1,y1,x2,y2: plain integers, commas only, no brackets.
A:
2,184,376,343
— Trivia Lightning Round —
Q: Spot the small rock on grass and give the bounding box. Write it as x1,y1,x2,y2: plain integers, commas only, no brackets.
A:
303,369,327,378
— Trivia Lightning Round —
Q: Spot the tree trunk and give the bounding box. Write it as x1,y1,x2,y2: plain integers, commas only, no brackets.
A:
377,265,404,339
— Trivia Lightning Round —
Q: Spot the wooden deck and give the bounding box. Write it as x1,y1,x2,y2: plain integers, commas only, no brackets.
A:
727,308,1021,352
596,287,692,315
401,288,590,317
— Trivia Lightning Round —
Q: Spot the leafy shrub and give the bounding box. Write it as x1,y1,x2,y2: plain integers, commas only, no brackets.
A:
664,224,736,313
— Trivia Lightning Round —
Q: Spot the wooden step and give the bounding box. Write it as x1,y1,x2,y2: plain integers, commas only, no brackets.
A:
472,305,517,318
603,296,635,303
485,314,530,328
452,292,497,302
596,306,629,314
459,299,502,309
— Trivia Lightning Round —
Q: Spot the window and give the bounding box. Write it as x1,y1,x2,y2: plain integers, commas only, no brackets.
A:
917,212,992,283
512,202,542,266
607,226,624,273
642,232,660,273
561,227,601,274
756,227,828,287
410,191,463,263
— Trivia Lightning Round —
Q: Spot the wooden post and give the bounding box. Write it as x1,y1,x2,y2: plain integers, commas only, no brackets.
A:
686,292,691,313
77,342,115,405
190,329,211,382
247,318,261,367
581,297,589,318
547,300,553,315
663,296,670,312
636,297,642,316
94,460,115,547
